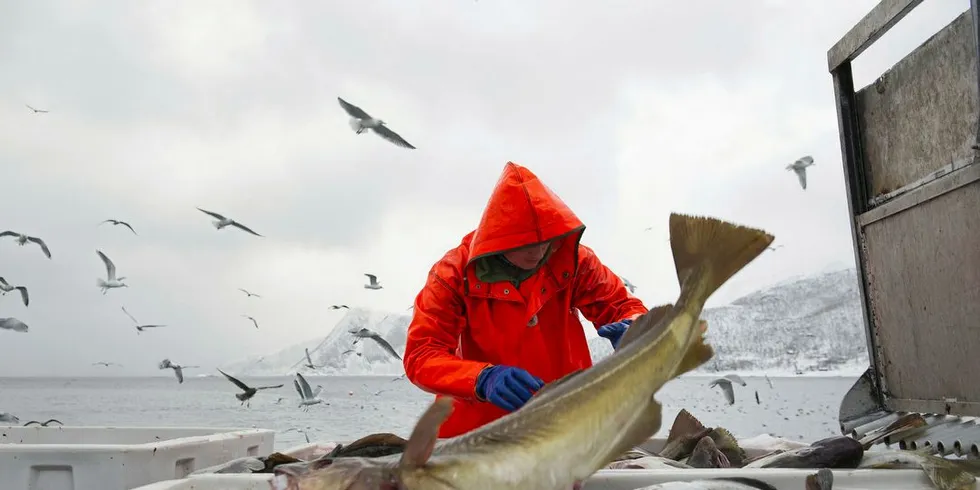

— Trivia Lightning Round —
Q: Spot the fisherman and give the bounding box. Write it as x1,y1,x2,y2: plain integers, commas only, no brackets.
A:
403,161,649,438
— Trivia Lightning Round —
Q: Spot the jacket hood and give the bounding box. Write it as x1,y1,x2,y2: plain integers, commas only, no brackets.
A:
467,161,585,264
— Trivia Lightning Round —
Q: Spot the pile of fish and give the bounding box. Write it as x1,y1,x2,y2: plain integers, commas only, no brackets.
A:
197,410,978,489
187,214,977,490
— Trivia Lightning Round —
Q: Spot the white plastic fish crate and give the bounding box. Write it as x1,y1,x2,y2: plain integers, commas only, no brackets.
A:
131,468,963,490
129,436,975,490
0,425,275,490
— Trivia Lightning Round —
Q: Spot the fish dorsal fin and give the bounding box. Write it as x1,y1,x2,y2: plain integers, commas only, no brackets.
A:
665,409,707,446
616,303,673,351
400,397,454,469
708,427,746,466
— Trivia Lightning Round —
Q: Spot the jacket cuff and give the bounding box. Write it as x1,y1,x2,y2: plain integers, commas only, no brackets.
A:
474,365,495,401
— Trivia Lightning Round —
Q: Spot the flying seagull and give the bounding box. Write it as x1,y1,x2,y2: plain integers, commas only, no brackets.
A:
337,97,416,149
786,155,815,190
216,368,284,408
0,277,29,307
196,208,263,237
708,374,747,405
242,315,259,329
329,304,349,310
349,327,402,360
767,244,784,252
620,276,637,294
121,306,165,333
364,273,382,290
0,231,51,259
158,358,198,384
23,419,62,427
92,361,122,367
0,412,19,423
99,219,137,235
293,373,323,411
239,288,261,298
96,250,128,294
302,348,318,370
25,104,48,114
0,318,29,333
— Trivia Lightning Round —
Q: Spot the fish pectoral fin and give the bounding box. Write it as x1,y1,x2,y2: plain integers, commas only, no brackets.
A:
606,400,664,466
919,456,977,490
672,328,714,378
616,303,673,350
400,397,454,469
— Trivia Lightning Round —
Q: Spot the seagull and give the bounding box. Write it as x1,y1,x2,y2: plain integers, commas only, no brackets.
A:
0,318,29,333
708,374,747,405
786,155,815,190
293,373,323,411
0,231,51,259
364,273,382,290
337,97,416,149
242,315,259,329
348,327,402,360
96,250,128,294
99,219,137,235
767,244,784,252
755,390,761,405
0,412,19,423
620,276,637,294
121,306,166,334
196,208,263,237
25,104,48,114
23,419,62,427
216,369,284,408
158,358,198,384
302,348,318,370
329,304,349,310
92,361,122,367
239,288,261,298
0,277,29,307
765,374,774,389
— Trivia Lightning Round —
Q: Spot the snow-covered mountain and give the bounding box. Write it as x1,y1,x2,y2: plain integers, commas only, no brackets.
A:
221,309,410,376
225,267,869,376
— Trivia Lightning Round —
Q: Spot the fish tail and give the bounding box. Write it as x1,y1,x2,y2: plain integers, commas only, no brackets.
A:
708,427,747,466
668,213,773,310
920,455,976,490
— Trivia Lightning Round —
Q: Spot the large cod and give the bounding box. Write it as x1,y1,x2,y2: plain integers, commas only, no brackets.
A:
273,213,774,490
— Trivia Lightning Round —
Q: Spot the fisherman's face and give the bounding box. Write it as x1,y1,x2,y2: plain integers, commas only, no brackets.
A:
503,240,553,270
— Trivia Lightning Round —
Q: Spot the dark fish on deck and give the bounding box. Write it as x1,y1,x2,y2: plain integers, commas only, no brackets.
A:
191,452,303,475
324,433,407,459
271,213,773,490
805,468,834,490
744,436,863,469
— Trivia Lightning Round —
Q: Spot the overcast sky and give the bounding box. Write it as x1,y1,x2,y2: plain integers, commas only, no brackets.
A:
0,0,969,376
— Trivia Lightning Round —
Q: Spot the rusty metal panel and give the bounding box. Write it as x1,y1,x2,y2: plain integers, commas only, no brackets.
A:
858,178,980,414
854,9,979,198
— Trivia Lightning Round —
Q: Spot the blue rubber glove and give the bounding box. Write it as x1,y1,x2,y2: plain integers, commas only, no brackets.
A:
597,318,633,349
475,365,545,412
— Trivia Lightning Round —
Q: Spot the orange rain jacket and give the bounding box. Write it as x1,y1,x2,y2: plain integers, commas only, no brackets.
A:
403,161,648,438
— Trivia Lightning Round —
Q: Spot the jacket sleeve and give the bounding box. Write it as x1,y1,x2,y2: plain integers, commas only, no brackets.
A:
403,266,491,400
572,245,648,328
